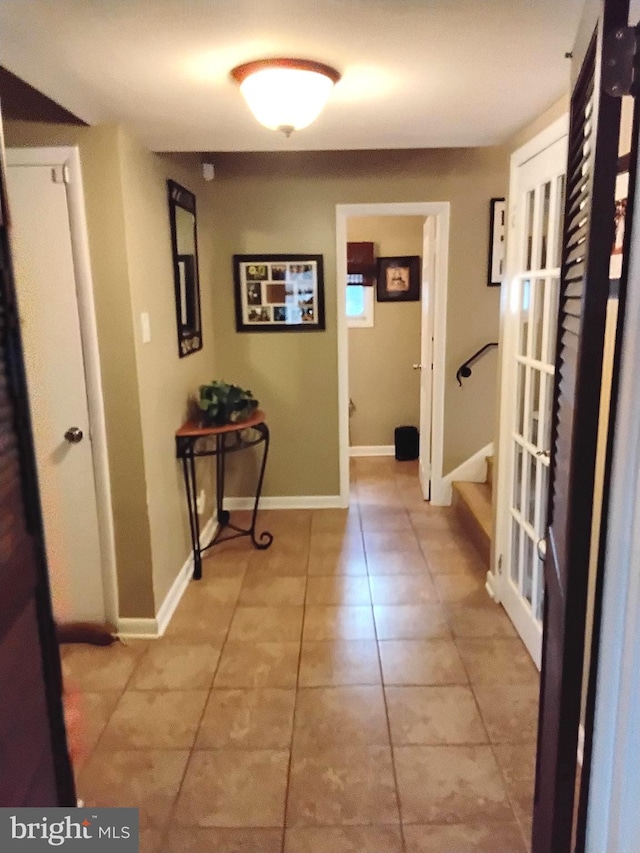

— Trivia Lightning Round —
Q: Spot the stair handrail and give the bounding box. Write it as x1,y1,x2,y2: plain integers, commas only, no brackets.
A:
456,342,498,386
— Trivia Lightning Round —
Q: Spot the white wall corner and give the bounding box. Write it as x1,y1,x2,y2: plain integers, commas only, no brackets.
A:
117,514,218,639
348,445,396,457
432,442,494,506
116,618,159,639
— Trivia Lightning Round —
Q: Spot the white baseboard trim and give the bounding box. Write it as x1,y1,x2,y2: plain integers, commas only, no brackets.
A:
225,495,343,510
117,617,159,639
117,514,217,639
349,445,395,457
434,442,493,506
485,570,500,602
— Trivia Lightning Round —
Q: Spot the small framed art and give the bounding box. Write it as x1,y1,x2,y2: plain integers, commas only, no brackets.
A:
233,254,326,332
488,197,506,286
376,256,421,302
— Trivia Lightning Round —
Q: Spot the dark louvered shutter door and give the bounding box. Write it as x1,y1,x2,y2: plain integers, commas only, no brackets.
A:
0,134,75,804
532,0,630,851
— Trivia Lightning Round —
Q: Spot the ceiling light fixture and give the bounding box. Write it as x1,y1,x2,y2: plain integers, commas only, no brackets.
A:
230,58,341,137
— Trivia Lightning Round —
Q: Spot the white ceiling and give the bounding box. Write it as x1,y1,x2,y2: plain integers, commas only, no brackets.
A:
0,0,583,152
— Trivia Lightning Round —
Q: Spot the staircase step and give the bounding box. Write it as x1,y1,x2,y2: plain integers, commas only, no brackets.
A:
452,481,493,567
486,455,494,493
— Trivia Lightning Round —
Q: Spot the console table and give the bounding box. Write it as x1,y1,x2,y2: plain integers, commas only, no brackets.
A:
175,410,273,579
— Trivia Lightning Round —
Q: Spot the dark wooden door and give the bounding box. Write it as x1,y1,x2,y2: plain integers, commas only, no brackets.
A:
0,134,75,805
532,0,631,851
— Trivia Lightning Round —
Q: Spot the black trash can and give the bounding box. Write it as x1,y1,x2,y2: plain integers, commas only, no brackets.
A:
394,425,419,461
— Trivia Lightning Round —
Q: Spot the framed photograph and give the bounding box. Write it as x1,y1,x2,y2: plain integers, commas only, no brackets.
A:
610,153,629,284
376,256,421,302
233,254,326,332
488,197,506,287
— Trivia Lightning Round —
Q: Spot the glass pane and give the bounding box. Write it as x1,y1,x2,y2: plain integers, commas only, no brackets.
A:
519,279,531,355
529,368,542,447
516,364,526,438
536,582,545,623
513,444,524,513
523,535,534,604
540,181,551,269
511,521,521,585
525,190,536,271
346,285,365,318
546,276,560,365
525,452,537,528
532,280,545,362
539,463,549,531
555,174,566,268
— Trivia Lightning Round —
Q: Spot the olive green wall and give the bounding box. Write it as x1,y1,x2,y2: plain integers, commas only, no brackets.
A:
347,215,424,448
207,147,507,495
3,120,216,618
116,130,218,612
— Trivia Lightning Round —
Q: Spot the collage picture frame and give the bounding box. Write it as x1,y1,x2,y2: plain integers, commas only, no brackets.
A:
233,254,326,332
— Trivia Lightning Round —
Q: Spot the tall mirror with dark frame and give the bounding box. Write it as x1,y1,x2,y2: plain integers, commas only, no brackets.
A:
167,179,203,357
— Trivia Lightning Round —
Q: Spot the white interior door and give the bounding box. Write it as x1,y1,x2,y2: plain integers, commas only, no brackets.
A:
419,216,436,500
6,160,105,623
496,126,568,667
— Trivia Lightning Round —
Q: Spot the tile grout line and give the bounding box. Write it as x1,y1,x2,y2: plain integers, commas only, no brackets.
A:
158,559,248,846
73,639,152,779
450,615,529,841
280,523,311,853
360,473,408,853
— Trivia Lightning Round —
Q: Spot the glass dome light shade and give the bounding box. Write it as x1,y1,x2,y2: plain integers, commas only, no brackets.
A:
231,59,341,133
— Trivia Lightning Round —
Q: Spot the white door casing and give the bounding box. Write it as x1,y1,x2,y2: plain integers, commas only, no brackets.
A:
6,148,117,624
493,116,569,667
418,216,437,499
336,202,450,506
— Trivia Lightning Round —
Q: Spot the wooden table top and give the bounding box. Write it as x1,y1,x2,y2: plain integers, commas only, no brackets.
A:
176,409,266,438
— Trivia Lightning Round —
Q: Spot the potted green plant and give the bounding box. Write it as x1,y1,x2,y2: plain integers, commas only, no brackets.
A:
198,380,258,426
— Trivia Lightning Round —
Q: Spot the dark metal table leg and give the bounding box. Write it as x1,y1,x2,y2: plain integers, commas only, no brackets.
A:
250,424,273,549
216,434,230,526
182,449,203,580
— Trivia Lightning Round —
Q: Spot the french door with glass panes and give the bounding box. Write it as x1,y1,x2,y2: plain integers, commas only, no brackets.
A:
495,122,568,667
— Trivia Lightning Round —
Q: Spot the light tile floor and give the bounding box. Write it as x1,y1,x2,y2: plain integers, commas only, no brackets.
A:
62,458,539,852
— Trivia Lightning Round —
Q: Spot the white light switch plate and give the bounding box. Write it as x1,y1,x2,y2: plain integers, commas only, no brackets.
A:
141,312,151,343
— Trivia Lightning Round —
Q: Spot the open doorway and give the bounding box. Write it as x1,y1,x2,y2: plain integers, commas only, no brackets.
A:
346,215,425,470
336,202,450,506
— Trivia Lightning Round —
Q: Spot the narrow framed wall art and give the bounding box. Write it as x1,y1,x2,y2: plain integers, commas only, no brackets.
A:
488,197,506,287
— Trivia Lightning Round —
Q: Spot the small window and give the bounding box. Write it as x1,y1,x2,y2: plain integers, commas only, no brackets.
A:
346,278,374,328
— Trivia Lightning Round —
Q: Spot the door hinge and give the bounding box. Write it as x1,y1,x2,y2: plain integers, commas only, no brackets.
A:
603,26,640,98
498,554,503,575
51,165,70,185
